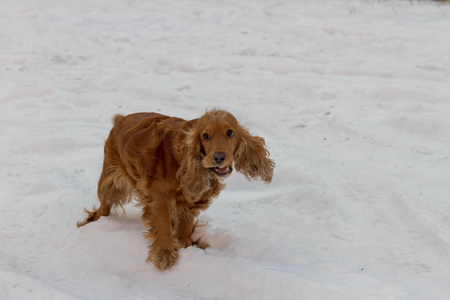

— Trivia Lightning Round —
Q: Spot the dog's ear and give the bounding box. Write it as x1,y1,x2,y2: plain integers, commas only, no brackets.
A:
234,127,275,183
184,124,203,163
176,123,211,198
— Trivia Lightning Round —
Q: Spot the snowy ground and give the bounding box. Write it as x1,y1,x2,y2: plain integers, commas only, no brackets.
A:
1,0,450,299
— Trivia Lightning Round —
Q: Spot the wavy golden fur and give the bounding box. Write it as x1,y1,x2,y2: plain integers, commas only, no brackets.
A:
77,109,275,270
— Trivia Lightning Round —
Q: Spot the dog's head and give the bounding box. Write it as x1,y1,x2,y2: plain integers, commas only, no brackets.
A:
195,109,240,178
183,109,274,183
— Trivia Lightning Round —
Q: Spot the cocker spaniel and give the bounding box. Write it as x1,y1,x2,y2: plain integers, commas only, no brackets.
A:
77,109,275,270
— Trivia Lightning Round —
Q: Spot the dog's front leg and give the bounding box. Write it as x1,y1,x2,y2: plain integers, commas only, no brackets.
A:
174,210,195,248
142,198,178,270
174,197,210,250
174,212,209,250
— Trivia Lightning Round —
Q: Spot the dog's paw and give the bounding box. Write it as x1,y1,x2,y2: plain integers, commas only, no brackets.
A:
193,237,209,250
146,248,179,270
76,207,100,228
177,237,193,248
177,236,209,249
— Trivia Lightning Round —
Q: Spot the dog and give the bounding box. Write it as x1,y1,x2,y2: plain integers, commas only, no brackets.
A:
77,109,275,270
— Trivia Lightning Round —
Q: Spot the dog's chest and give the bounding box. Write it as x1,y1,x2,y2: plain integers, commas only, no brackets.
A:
179,177,223,210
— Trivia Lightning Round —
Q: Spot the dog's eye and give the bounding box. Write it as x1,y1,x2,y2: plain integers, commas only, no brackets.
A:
203,133,210,141
227,130,234,138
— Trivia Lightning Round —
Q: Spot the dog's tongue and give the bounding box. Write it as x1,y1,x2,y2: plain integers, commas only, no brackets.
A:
215,167,228,174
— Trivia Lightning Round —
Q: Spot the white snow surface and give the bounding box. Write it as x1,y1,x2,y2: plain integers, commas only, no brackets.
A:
1,0,450,299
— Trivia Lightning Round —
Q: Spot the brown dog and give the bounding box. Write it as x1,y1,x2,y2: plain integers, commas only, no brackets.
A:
77,109,275,270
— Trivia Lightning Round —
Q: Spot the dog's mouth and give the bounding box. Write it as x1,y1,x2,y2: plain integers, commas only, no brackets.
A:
209,166,233,177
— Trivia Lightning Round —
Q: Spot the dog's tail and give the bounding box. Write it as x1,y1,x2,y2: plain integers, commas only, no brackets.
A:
112,114,125,126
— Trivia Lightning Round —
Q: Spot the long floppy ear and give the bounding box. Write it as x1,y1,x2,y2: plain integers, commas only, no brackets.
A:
176,123,211,198
234,127,275,183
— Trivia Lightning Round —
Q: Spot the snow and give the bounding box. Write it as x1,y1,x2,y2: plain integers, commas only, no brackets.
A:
1,0,450,299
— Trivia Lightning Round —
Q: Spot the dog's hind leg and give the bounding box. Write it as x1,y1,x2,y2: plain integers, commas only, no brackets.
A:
77,147,133,227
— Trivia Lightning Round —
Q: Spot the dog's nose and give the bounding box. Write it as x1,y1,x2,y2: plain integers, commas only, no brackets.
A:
213,152,226,164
